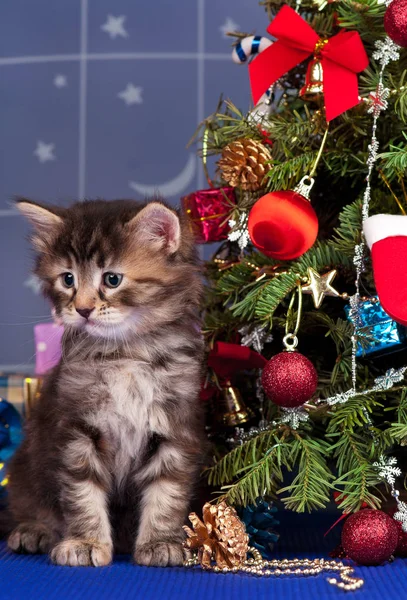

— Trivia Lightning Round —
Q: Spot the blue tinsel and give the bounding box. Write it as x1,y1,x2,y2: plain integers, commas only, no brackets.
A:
238,498,279,559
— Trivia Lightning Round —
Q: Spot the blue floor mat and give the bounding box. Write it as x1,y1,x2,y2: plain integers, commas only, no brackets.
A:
0,512,406,600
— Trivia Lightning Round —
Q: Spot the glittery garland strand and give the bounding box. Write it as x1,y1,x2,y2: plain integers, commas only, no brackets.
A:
350,36,400,393
373,454,407,532
324,366,407,406
324,35,401,406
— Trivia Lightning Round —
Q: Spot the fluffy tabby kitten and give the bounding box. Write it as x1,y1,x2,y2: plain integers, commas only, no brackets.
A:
7,198,205,567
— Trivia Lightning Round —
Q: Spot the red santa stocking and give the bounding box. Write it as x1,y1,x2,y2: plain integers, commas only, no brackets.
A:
364,214,407,326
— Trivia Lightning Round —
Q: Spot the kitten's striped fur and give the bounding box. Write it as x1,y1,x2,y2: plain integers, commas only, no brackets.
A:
7,199,205,567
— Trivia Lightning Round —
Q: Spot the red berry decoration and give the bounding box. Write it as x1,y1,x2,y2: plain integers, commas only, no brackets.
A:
384,0,407,47
248,190,318,260
261,351,318,407
341,510,398,566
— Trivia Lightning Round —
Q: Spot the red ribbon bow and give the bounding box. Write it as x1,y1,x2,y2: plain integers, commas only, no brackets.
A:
249,5,369,122
207,341,267,381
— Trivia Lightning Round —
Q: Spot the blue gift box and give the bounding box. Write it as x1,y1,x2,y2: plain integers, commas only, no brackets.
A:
345,296,406,357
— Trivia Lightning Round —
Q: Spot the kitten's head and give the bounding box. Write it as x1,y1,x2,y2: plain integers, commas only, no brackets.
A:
18,198,201,339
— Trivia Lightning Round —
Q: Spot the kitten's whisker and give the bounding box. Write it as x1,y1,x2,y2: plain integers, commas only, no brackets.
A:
7,313,54,319
0,319,54,326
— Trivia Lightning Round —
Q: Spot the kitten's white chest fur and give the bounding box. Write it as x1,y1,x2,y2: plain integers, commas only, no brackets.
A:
83,360,168,488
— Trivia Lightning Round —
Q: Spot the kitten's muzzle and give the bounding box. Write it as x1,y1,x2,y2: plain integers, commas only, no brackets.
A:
76,307,95,320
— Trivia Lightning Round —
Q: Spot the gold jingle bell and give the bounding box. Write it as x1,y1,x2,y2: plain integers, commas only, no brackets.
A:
300,38,328,104
214,381,254,427
300,57,324,103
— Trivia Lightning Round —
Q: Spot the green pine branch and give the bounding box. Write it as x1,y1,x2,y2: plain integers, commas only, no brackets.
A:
278,435,334,512
390,71,407,123
207,428,283,486
326,395,383,433
213,433,292,506
303,312,354,388
330,430,382,512
379,133,407,179
336,0,386,40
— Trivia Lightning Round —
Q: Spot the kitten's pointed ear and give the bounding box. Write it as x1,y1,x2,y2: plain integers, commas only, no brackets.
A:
16,198,63,235
129,202,181,254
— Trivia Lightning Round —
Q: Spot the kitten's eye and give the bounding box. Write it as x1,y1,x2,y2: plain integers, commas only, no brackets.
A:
61,272,75,288
104,272,123,288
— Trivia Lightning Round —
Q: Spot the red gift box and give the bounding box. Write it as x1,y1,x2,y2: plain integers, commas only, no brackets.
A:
182,187,236,243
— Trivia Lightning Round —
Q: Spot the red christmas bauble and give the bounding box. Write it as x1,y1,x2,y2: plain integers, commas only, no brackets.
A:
261,351,318,407
395,520,407,557
341,510,398,566
248,190,318,260
384,0,407,47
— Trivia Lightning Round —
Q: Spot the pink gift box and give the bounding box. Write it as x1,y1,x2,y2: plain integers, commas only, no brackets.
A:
34,323,64,375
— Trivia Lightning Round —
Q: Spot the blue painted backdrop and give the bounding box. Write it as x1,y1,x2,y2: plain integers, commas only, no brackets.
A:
0,0,268,371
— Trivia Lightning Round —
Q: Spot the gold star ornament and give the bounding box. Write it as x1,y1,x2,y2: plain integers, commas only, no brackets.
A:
302,267,342,308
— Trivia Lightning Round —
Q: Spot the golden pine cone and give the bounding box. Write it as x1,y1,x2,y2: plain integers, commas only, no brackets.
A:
183,501,249,569
217,138,272,191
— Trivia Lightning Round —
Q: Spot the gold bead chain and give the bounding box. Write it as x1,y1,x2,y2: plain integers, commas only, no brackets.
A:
184,547,364,592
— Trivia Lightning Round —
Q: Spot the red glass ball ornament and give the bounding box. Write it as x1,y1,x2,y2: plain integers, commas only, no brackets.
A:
395,520,407,557
341,510,398,566
248,190,318,260
261,351,318,408
384,0,407,47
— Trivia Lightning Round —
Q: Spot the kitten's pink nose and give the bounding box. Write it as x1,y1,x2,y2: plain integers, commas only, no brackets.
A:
76,307,95,320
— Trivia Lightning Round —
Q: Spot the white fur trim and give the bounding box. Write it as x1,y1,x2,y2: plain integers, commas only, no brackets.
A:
364,214,407,249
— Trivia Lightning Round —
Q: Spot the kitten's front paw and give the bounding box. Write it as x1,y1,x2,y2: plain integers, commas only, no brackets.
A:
134,541,187,567
8,523,59,554
50,539,112,567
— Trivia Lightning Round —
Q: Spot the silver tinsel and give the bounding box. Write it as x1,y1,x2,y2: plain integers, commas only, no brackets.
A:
228,212,250,250
336,31,400,406
348,293,364,328
325,367,407,405
372,37,401,66
352,245,365,272
368,84,390,117
228,421,272,446
394,500,407,533
373,454,406,531
279,407,309,429
373,367,407,390
239,324,273,353
326,389,356,406
373,455,402,486
366,138,380,167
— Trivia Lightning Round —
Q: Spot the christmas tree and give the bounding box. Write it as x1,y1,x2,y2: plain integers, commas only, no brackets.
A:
183,0,407,521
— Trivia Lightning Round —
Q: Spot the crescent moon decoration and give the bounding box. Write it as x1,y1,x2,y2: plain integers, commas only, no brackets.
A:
129,154,196,198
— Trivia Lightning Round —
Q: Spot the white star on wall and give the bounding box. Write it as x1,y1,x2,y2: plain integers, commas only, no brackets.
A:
24,274,42,295
219,17,239,39
101,15,128,39
34,141,56,163
53,74,67,88
118,84,143,106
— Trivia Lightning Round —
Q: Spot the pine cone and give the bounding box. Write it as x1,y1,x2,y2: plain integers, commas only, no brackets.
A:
183,501,249,569
218,138,272,191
